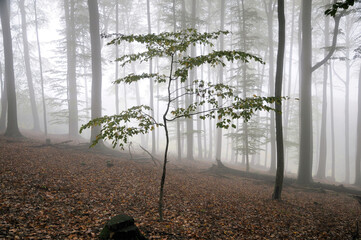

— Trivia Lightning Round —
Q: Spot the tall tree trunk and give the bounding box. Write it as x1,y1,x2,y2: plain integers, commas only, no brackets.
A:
329,62,336,180
115,1,119,115
186,0,196,161
65,0,79,138
19,0,40,131
207,64,213,160
147,0,156,154
239,0,249,171
181,0,186,158
283,0,295,168
0,61,7,132
216,0,225,161
298,0,313,184
88,0,102,143
207,0,212,161
173,0,181,161
264,0,277,173
273,0,285,200
355,63,361,186
344,15,351,183
34,0,47,137
1,0,21,137
298,0,342,184
316,1,330,179
82,37,90,119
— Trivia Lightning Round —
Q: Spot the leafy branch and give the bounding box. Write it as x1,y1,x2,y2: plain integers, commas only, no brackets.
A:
82,28,282,221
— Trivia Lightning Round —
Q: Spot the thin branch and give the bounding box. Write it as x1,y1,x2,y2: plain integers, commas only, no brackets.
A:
166,107,220,122
139,145,161,166
141,111,161,125
170,91,196,102
332,62,346,84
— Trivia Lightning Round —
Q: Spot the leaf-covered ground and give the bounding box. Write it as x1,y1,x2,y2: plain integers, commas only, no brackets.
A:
0,135,360,239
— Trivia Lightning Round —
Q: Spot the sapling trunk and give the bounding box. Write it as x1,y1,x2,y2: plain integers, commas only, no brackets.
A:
158,56,174,221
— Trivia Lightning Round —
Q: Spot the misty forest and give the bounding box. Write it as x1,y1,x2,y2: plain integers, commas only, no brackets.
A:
1,0,361,239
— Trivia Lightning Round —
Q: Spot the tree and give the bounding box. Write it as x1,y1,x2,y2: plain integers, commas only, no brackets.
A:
87,0,103,143
263,0,277,173
316,0,331,180
0,0,21,137
114,1,119,115
215,0,225,161
147,0,156,155
355,62,361,186
34,0,48,137
186,0,196,161
272,0,285,200
19,0,40,131
298,0,343,184
64,0,79,138
0,60,6,132
81,29,278,221
283,0,297,169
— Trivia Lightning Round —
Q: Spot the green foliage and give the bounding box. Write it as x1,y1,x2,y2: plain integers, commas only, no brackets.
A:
82,29,279,149
80,105,161,149
325,0,356,16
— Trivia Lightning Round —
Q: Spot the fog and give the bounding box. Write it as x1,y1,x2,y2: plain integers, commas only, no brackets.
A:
1,0,361,185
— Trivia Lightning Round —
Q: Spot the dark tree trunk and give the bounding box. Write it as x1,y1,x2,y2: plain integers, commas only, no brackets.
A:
19,0,40,131
272,0,285,200
158,56,174,221
1,0,22,137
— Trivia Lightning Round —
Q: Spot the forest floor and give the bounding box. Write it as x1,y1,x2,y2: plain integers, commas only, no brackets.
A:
0,133,361,239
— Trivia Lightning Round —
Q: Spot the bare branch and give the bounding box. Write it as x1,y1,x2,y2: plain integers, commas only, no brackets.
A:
312,13,344,72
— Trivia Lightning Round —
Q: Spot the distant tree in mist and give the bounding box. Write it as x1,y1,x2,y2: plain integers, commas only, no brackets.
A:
34,0,48,137
298,0,343,184
225,0,268,169
87,0,102,143
263,0,277,173
315,0,331,180
19,0,40,132
64,0,79,138
356,60,361,186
